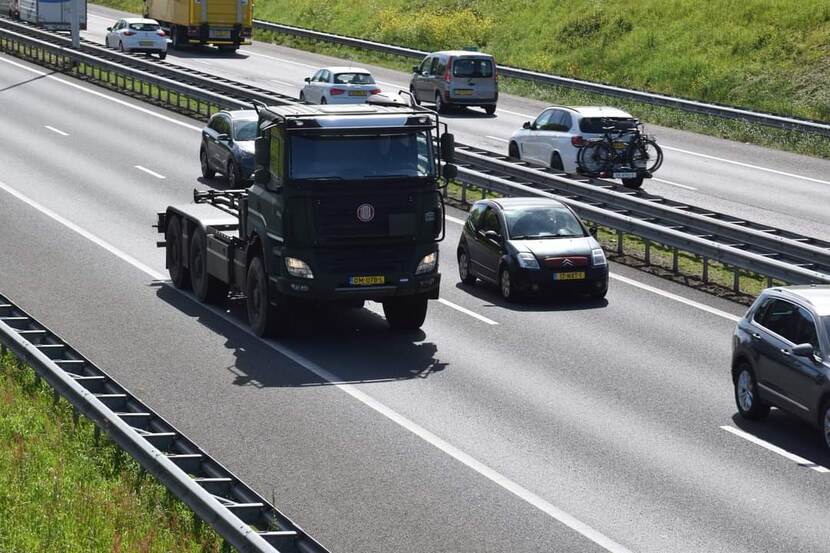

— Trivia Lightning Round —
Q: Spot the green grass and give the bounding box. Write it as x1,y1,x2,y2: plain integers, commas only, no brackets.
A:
0,352,228,552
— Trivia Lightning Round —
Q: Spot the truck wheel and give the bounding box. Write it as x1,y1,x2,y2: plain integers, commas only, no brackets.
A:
166,217,190,289
383,295,428,331
246,256,276,337
189,228,227,303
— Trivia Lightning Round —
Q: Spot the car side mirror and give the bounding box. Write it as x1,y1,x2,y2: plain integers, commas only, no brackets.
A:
412,65,419,73
484,230,501,242
440,132,455,162
106,26,112,31
589,227,598,238
304,77,310,83
522,121,531,129
792,343,815,358
442,163,457,180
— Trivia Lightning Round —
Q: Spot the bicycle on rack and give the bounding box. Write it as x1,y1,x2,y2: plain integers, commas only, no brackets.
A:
576,119,663,189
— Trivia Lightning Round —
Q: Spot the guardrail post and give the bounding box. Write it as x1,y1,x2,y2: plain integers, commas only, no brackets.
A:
616,230,624,255
644,239,651,265
733,270,740,293
672,247,679,273
702,257,709,283
461,181,467,204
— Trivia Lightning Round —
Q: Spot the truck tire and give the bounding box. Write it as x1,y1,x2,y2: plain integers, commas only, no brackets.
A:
189,228,227,304
165,217,190,289
246,256,277,337
383,295,429,330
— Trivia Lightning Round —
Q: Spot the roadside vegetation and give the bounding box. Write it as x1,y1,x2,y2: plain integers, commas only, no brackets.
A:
0,351,227,552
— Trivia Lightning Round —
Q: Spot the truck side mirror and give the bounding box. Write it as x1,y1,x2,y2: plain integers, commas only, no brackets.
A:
254,169,270,185
254,135,269,175
440,132,455,163
442,163,458,180
412,65,419,73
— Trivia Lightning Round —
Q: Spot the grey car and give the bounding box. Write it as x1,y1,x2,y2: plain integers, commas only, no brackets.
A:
732,285,830,450
409,51,498,115
200,110,258,188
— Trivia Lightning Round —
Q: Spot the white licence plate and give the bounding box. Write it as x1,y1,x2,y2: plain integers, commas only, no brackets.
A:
613,172,637,179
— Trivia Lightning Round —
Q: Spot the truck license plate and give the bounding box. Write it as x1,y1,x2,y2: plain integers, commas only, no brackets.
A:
613,172,637,179
553,272,586,281
349,276,385,285
211,30,231,39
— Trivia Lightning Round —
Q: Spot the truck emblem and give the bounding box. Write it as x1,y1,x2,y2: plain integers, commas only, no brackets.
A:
356,203,375,222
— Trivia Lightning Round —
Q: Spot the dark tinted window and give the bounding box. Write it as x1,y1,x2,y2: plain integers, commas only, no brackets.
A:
333,72,375,84
129,22,159,31
453,58,494,78
480,208,502,234
794,307,820,350
579,117,638,133
419,57,432,74
468,204,486,229
233,119,257,141
429,57,441,75
756,299,800,343
505,206,585,239
534,110,554,129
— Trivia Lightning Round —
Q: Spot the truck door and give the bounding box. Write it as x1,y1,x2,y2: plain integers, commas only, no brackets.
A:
246,127,286,273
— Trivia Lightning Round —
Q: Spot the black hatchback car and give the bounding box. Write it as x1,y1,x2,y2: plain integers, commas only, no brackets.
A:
200,109,259,188
732,286,830,450
457,198,609,300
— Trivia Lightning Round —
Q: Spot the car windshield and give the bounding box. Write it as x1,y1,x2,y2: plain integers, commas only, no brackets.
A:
505,207,585,239
233,120,258,141
129,22,159,31
452,58,494,78
579,117,638,133
333,72,375,85
289,132,434,180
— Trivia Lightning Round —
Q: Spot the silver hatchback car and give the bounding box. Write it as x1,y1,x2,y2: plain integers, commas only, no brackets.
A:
732,285,830,450
409,51,498,115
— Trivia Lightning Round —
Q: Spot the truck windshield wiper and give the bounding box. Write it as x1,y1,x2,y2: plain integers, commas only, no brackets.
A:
294,176,345,181
362,174,419,179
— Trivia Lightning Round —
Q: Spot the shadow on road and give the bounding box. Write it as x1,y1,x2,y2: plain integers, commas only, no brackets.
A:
730,411,830,470
453,281,609,312
155,284,448,388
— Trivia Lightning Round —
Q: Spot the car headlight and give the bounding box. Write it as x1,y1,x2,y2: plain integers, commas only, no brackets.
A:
516,252,540,269
285,257,314,279
591,248,607,267
415,252,438,275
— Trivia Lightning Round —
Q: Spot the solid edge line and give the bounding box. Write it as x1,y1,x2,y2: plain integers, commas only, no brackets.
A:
486,135,510,143
0,176,633,552
652,177,697,191
437,298,498,325
135,165,167,179
0,179,166,281
720,426,830,474
44,125,69,136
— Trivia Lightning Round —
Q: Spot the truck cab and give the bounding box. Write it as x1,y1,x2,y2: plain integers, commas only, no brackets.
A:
158,101,456,335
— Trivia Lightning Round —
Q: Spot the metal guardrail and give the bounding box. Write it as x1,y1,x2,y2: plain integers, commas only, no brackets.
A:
0,293,330,553
2,18,830,289
252,19,830,137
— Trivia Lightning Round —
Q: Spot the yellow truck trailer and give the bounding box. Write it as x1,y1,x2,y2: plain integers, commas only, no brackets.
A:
144,0,252,51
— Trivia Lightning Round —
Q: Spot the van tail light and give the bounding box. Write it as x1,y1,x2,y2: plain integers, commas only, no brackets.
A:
571,136,586,147
330,88,345,96
157,29,166,37
444,57,453,82
370,88,381,95
494,64,499,82
123,30,135,36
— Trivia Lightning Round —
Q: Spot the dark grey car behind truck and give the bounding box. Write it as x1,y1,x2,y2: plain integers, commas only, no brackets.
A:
157,102,457,335
409,51,498,115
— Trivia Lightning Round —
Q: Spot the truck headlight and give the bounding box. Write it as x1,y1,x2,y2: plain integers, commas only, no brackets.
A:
285,257,314,279
516,252,540,269
591,248,607,267
415,252,438,274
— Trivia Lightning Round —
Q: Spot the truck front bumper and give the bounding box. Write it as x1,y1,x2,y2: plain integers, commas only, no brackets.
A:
270,273,441,302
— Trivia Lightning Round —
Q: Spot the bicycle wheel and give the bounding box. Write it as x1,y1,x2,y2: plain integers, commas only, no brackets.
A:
628,137,663,173
578,141,612,175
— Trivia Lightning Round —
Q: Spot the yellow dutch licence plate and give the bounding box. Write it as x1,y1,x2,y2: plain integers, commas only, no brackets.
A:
349,90,368,96
612,141,627,150
350,276,385,285
553,272,586,281
454,89,473,96
139,41,154,46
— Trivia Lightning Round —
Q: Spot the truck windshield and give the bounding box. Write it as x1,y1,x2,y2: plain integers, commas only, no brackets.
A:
289,132,434,180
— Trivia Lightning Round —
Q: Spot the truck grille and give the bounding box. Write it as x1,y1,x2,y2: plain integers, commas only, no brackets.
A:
316,246,412,275
315,194,416,241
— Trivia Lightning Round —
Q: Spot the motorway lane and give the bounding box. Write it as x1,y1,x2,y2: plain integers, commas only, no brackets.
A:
80,4,830,240
4,52,830,553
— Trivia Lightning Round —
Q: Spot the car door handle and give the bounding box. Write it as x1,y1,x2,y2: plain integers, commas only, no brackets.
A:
780,348,792,356
751,333,762,339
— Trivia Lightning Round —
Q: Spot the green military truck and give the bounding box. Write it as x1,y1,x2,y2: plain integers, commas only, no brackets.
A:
157,101,457,335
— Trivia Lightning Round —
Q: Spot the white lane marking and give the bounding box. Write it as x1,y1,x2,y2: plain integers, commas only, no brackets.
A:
44,125,69,136
495,107,534,119
240,48,317,69
438,298,498,325
662,145,830,186
486,135,509,143
0,179,166,281
374,80,402,89
652,177,697,191
135,165,166,179
0,56,202,133
610,274,740,322
271,78,298,87
720,425,830,473
444,216,742,322
0,176,632,553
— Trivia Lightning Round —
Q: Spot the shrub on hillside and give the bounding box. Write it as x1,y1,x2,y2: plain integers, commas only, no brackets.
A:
373,7,493,52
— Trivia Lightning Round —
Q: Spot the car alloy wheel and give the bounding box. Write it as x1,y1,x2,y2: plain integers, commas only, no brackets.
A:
823,404,830,450
500,268,512,300
734,364,769,420
458,251,475,285
737,370,753,412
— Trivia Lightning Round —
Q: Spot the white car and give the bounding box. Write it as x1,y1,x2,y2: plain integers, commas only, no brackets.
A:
509,106,646,186
105,18,168,59
300,67,382,105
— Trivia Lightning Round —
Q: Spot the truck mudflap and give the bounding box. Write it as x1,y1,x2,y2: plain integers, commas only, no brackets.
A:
269,273,441,302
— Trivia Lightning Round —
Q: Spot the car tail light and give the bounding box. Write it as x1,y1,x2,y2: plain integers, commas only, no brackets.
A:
157,29,166,37
571,135,586,147
444,57,453,82
330,88,345,96
370,88,381,95
493,63,499,82
123,30,135,36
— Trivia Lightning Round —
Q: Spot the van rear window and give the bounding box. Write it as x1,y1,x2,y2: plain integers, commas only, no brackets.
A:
579,117,638,133
129,22,160,31
452,58,494,78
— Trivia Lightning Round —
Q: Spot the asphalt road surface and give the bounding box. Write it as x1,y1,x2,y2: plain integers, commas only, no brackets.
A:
2,46,830,553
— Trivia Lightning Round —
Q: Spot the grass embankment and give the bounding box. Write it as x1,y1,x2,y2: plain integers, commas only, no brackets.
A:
0,351,227,552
